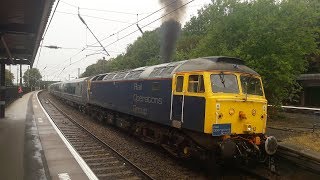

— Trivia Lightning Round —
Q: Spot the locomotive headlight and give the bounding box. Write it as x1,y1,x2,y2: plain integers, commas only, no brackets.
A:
263,105,267,112
239,111,247,120
243,124,252,132
229,108,235,116
252,109,256,116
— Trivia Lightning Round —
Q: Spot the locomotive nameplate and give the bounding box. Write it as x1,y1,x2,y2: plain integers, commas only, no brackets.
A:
212,124,231,136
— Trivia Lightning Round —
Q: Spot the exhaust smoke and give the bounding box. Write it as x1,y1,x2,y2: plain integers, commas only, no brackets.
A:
159,0,186,63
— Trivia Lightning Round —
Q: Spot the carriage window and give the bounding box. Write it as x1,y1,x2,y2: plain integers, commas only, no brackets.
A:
176,76,184,92
188,75,205,93
79,84,82,95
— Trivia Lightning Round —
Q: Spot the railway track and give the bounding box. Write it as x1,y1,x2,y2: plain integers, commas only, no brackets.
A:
233,147,320,180
277,145,320,174
40,91,320,179
39,96,154,180
268,125,320,133
40,92,275,179
235,166,275,180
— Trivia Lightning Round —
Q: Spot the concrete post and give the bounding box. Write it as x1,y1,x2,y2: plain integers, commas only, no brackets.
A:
0,63,5,118
16,66,18,86
301,90,305,106
20,64,22,87
27,66,29,87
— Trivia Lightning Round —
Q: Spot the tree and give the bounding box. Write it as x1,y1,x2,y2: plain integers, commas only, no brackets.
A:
182,0,319,105
81,59,113,77
23,68,42,88
80,0,319,105
5,69,14,86
109,30,161,70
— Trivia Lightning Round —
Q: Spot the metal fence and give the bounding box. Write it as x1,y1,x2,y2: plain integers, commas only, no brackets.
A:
5,86,31,106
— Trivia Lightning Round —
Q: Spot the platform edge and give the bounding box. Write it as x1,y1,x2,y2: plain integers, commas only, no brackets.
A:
36,91,98,180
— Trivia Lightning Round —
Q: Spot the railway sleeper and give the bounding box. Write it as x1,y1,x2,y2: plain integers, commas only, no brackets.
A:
58,99,210,161
92,165,126,171
96,170,133,178
85,156,116,162
81,153,111,158
87,160,120,166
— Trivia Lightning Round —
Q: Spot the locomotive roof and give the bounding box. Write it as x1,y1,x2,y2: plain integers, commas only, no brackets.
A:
54,56,259,85
136,56,258,79
174,56,258,75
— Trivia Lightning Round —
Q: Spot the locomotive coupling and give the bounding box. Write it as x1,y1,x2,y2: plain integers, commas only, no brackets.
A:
264,136,278,155
220,139,237,158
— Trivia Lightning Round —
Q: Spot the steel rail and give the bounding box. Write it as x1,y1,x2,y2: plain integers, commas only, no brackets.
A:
276,145,320,174
44,91,320,179
43,97,154,180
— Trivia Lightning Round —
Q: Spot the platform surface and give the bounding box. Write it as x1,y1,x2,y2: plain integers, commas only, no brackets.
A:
0,92,32,179
0,91,92,180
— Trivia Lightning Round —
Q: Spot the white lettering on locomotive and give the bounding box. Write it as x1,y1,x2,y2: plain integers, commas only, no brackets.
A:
133,94,163,104
132,105,148,115
133,83,142,91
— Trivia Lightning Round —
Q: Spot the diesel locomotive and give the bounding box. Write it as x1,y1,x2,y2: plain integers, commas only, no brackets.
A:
49,56,277,161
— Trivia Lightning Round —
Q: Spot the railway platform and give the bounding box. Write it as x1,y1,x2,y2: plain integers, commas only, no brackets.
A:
1,90,320,179
0,91,96,180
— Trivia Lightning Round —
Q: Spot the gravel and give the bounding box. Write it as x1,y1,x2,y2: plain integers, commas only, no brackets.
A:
40,91,320,179
40,91,209,179
267,112,320,152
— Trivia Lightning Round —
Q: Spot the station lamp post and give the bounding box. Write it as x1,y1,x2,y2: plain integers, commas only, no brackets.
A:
0,63,5,118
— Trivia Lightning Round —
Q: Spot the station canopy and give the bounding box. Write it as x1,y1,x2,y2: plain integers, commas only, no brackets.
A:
0,0,55,66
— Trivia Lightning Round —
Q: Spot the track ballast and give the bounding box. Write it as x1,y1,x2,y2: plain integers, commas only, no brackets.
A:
39,95,154,180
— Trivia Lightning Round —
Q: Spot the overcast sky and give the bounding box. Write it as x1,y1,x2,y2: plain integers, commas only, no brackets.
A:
8,0,212,82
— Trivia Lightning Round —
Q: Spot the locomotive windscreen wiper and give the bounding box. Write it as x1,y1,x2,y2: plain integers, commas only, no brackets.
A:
243,75,253,101
219,72,226,88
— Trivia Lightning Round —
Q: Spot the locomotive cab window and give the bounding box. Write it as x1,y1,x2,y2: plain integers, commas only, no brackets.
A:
188,75,205,93
240,75,263,96
176,76,184,92
211,74,239,93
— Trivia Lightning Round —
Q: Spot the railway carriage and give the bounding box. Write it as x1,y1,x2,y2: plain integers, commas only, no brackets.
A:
49,77,87,106
49,56,277,161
